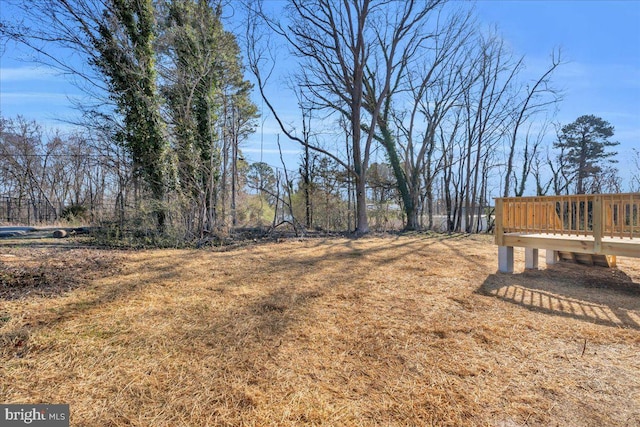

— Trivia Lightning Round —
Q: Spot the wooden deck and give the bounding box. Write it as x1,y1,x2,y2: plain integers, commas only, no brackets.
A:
495,193,640,272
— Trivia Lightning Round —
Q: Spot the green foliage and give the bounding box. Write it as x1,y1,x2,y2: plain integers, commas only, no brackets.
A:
238,194,276,227
247,162,277,204
160,0,258,234
163,0,225,184
554,115,619,194
92,0,168,228
61,204,88,222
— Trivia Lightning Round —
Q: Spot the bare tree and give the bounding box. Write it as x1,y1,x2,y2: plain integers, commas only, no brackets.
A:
0,116,120,224
377,8,474,230
503,49,563,197
529,148,552,196
459,34,519,232
631,149,640,192
246,0,444,234
548,142,572,195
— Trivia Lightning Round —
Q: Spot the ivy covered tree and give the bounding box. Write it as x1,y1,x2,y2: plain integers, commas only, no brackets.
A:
3,0,257,237
3,0,170,230
554,115,619,194
93,0,168,230
159,0,257,235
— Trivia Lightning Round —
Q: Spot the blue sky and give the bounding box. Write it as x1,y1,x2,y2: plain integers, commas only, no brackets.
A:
1,0,639,191
474,0,640,137
473,0,640,191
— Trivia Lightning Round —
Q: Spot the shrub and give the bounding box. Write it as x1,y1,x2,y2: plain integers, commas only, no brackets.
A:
61,204,88,222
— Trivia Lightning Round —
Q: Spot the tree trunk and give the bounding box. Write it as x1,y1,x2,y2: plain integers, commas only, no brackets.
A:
303,144,312,228
354,174,369,235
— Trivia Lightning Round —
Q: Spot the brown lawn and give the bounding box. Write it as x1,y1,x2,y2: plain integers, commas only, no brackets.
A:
1,234,639,426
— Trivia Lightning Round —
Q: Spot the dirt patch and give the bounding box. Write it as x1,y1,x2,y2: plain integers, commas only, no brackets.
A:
0,234,638,426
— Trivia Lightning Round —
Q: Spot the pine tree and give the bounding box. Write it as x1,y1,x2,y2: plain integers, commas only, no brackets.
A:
554,115,619,194
160,0,257,233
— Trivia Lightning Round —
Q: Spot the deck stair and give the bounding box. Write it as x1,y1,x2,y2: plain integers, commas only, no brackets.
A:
557,251,617,268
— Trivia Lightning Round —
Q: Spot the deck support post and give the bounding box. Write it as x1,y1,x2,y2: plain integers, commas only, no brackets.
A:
546,249,558,266
593,195,603,253
498,246,514,273
525,248,539,270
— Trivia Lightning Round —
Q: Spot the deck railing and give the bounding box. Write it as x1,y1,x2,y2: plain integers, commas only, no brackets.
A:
495,193,640,247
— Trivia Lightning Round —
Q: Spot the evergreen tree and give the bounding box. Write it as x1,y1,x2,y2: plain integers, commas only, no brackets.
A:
160,0,257,234
554,115,619,194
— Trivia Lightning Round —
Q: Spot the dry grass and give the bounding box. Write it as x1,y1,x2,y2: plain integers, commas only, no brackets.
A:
1,234,639,426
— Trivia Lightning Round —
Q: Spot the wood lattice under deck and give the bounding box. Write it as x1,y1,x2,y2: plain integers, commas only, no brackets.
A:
494,193,640,272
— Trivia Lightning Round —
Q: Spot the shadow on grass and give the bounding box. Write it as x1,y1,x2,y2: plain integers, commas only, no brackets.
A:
0,248,124,301
174,235,445,353
1,234,483,360
477,263,640,330
0,260,148,357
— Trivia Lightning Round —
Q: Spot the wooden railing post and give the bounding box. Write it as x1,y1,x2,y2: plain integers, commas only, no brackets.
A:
495,198,504,246
593,195,602,253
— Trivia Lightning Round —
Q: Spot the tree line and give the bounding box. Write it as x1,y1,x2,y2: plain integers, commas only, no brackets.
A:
3,0,262,239
245,0,627,234
1,0,630,240
0,115,376,233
